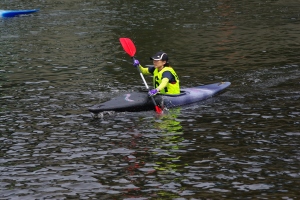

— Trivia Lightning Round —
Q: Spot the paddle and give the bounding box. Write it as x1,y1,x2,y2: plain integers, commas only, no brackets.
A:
119,38,163,114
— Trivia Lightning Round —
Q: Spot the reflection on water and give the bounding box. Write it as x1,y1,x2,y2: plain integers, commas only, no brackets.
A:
1,0,300,199
152,108,184,172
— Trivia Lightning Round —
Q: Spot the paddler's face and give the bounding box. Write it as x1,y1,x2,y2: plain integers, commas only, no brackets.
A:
153,60,166,70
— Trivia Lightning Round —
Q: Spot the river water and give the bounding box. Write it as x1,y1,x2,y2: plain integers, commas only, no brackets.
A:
1,0,299,199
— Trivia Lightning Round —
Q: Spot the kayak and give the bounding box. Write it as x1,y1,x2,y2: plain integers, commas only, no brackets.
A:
0,9,39,18
88,82,231,114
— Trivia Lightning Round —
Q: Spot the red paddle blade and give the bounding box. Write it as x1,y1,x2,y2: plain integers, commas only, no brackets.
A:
119,38,136,57
155,106,163,114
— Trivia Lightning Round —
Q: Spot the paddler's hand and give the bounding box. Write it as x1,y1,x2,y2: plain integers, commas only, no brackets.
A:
148,89,158,97
133,59,140,67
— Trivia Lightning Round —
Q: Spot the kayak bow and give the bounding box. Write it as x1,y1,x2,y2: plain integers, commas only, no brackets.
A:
0,9,39,18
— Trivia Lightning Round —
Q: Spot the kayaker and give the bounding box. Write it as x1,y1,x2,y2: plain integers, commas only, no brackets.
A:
133,51,180,96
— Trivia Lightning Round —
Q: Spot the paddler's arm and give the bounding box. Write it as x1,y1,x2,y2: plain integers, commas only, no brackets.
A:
156,78,169,92
133,60,152,75
138,65,152,75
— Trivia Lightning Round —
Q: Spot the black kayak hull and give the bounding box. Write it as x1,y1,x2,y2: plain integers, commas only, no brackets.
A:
88,82,231,113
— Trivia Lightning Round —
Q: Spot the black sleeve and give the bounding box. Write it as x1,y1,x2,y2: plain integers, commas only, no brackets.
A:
162,71,175,82
148,66,155,75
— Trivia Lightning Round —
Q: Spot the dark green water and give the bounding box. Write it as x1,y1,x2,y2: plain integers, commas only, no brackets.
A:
1,0,299,199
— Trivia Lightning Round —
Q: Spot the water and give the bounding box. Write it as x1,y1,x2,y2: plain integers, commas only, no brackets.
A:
1,0,299,199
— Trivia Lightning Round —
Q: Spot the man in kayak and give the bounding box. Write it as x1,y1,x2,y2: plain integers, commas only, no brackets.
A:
133,52,180,96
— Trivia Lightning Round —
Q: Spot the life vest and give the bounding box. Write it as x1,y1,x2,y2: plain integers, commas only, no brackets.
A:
153,66,180,95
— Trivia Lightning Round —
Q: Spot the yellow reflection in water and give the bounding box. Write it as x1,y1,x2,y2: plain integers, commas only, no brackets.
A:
152,108,187,173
